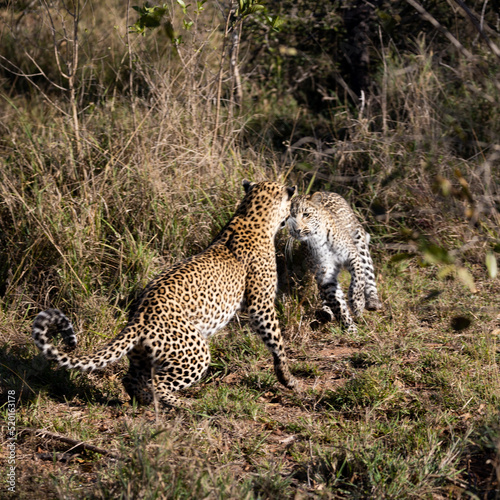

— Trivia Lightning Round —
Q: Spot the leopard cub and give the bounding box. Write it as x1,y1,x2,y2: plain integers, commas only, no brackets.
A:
287,192,382,333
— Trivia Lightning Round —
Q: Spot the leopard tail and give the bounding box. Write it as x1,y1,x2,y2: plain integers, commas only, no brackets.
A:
32,309,138,372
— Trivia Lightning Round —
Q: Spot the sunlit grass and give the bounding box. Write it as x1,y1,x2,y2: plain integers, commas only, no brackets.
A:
0,0,499,497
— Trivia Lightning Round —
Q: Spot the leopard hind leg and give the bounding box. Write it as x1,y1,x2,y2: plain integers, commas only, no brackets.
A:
123,365,188,409
142,323,211,410
123,359,154,405
345,244,366,318
353,228,382,311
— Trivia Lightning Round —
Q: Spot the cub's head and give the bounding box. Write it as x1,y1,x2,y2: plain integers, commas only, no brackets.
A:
240,179,296,233
287,192,327,241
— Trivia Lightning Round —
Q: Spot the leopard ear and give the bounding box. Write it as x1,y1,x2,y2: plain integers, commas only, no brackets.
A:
286,185,296,200
242,179,254,194
309,192,324,206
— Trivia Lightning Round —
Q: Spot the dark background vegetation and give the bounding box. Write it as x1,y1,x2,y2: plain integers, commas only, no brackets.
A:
0,0,499,497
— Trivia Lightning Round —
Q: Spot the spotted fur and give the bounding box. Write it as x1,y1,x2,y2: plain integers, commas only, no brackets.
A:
287,192,382,333
32,180,298,409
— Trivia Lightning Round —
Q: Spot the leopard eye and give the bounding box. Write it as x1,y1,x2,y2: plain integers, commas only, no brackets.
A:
302,212,310,219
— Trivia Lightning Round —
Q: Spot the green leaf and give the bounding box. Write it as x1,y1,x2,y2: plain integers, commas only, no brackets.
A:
271,15,284,31
421,244,453,265
248,4,265,13
389,253,415,263
486,252,498,279
164,20,175,42
130,3,169,35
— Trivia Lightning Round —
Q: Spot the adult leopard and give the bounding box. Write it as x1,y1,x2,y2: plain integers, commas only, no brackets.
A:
32,180,298,408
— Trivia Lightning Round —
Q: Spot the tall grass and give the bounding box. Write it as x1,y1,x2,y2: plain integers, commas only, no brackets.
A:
0,1,274,323
1,0,499,498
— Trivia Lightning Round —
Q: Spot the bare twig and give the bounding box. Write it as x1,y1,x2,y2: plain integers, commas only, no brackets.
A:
229,19,243,106
451,0,500,61
214,1,234,141
126,0,138,131
70,1,81,155
405,0,474,60
23,51,67,91
41,0,70,80
378,26,388,134
40,0,82,156
0,55,69,116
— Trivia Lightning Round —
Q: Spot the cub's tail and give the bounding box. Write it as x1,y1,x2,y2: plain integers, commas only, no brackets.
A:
32,309,137,372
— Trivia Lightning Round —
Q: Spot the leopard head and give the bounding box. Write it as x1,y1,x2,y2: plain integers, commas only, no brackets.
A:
287,192,326,241
240,179,296,234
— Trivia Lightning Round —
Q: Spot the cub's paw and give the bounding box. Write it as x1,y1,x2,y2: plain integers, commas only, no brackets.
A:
315,306,334,324
366,294,383,311
346,324,358,334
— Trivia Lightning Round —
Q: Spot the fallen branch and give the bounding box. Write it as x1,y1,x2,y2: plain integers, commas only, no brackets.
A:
405,0,474,60
19,427,122,460
451,0,500,61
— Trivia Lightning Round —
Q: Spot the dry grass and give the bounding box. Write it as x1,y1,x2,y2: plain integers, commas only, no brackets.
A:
1,0,500,498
